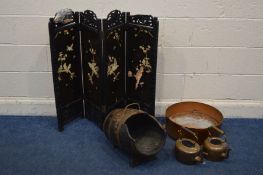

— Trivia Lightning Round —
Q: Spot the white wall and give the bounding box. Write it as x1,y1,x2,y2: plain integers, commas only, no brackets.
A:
0,0,263,118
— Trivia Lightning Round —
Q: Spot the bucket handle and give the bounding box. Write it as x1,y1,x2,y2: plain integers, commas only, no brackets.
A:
119,103,141,124
124,103,141,111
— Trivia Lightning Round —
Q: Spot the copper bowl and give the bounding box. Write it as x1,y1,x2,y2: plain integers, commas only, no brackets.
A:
165,101,224,144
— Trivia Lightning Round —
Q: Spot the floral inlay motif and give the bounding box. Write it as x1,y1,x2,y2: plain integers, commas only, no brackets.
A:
57,52,75,81
134,27,153,38
54,28,74,39
107,28,122,47
87,40,99,85
107,56,120,82
66,43,74,52
128,45,152,90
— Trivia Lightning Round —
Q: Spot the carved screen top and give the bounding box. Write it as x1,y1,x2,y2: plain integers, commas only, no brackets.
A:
82,10,99,30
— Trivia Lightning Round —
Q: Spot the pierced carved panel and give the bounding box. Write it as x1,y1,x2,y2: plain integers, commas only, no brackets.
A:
106,10,125,29
129,15,155,28
82,10,99,30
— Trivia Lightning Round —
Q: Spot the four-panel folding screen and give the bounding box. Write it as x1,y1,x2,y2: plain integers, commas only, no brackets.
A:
49,10,159,131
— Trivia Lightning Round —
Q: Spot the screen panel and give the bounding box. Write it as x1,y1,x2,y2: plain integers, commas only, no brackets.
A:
103,10,126,112
126,14,159,115
80,10,104,126
49,12,83,131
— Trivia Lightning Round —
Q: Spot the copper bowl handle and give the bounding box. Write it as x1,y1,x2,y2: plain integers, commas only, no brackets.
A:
208,126,224,136
180,126,199,142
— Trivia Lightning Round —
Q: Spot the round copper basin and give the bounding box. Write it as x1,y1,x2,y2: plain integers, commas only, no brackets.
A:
165,101,224,144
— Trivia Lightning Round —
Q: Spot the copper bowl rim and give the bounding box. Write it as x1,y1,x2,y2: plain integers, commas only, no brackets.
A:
165,101,224,130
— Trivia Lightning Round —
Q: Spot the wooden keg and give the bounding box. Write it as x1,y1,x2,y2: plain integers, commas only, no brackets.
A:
103,104,166,157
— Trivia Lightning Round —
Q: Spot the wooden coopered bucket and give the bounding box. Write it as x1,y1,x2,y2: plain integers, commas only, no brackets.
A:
103,104,166,157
